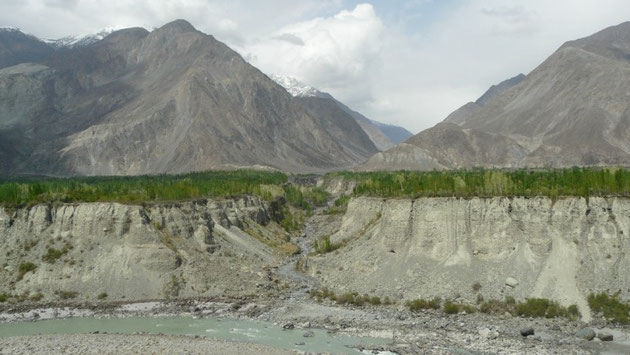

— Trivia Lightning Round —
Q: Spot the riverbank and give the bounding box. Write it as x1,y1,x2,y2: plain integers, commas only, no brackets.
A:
0,333,295,355
1,297,629,354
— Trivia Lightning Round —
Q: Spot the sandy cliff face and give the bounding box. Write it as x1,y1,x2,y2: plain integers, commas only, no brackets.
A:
310,196,630,320
0,197,284,301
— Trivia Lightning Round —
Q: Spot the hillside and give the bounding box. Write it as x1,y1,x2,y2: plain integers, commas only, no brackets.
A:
270,75,413,151
0,20,378,176
361,21,630,171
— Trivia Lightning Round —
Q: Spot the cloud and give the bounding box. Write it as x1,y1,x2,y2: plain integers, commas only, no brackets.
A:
43,0,79,9
2,0,630,134
272,33,304,46
244,4,384,104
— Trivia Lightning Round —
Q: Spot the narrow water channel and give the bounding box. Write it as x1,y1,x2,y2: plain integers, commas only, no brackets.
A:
0,316,389,354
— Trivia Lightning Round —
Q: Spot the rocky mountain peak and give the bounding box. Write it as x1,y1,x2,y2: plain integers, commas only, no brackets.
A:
157,19,197,35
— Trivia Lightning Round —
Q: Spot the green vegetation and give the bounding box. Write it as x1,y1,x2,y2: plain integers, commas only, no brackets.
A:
407,296,579,319
328,167,630,198
282,185,329,215
313,236,341,254
16,262,37,281
443,301,460,314
0,293,9,302
588,293,630,324
407,297,442,311
55,290,78,299
309,288,392,307
324,194,350,214
516,298,579,319
42,242,73,263
0,170,288,205
97,292,108,300
3,167,630,208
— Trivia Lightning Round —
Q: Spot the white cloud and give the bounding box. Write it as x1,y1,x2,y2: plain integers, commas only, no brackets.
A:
244,4,384,105
2,0,630,134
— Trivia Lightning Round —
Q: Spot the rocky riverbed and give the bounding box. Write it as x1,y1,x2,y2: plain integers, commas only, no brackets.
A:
0,333,295,355
2,197,630,354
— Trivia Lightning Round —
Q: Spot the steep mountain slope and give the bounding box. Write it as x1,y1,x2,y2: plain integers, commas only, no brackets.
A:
270,75,413,151
362,21,630,170
0,20,378,175
0,27,53,69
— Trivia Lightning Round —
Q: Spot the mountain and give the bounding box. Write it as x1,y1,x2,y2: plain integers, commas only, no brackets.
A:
361,21,630,171
270,74,413,151
43,29,114,49
0,27,53,69
0,20,378,175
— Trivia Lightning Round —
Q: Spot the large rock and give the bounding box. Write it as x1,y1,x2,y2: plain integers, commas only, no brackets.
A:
597,331,613,341
575,328,596,341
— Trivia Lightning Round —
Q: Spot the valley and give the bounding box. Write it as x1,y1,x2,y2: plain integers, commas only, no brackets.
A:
1,13,630,355
1,170,630,353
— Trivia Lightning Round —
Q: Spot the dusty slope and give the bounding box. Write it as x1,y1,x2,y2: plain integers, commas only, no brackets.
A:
308,196,630,321
361,21,630,171
0,196,291,301
0,20,377,176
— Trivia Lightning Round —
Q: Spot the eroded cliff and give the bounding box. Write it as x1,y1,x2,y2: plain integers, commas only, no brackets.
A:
0,196,287,302
309,196,630,321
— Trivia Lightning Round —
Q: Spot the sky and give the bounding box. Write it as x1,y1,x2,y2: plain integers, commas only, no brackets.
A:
2,0,630,134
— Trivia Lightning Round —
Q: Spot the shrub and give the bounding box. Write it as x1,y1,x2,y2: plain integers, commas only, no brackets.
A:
42,242,72,263
516,298,578,319
313,236,341,254
443,302,460,314
17,262,37,281
588,293,630,324
97,292,108,300
0,293,9,302
55,290,78,299
472,282,482,292
407,297,441,312
369,296,382,305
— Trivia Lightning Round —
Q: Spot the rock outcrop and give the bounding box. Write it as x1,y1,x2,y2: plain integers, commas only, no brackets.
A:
309,196,630,321
0,196,286,301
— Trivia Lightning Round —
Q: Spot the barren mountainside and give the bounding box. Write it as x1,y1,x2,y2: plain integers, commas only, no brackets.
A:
270,74,413,151
362,21,630,171
0,20,378,176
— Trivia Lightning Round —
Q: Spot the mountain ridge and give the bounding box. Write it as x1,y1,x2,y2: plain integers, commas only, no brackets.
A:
0,20,378,175
270,74,413,150
360,21,630,171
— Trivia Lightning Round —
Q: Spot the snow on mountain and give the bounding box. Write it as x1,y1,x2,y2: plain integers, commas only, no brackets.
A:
269,74,324,97
43,28,115,49
0,26,21,32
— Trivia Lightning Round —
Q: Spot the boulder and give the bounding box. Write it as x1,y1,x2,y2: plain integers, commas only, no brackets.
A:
597,331,613,341
520,327,535,337
505,277,519,288
303,330,315,338
575,328,596,341
282,322,294,330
